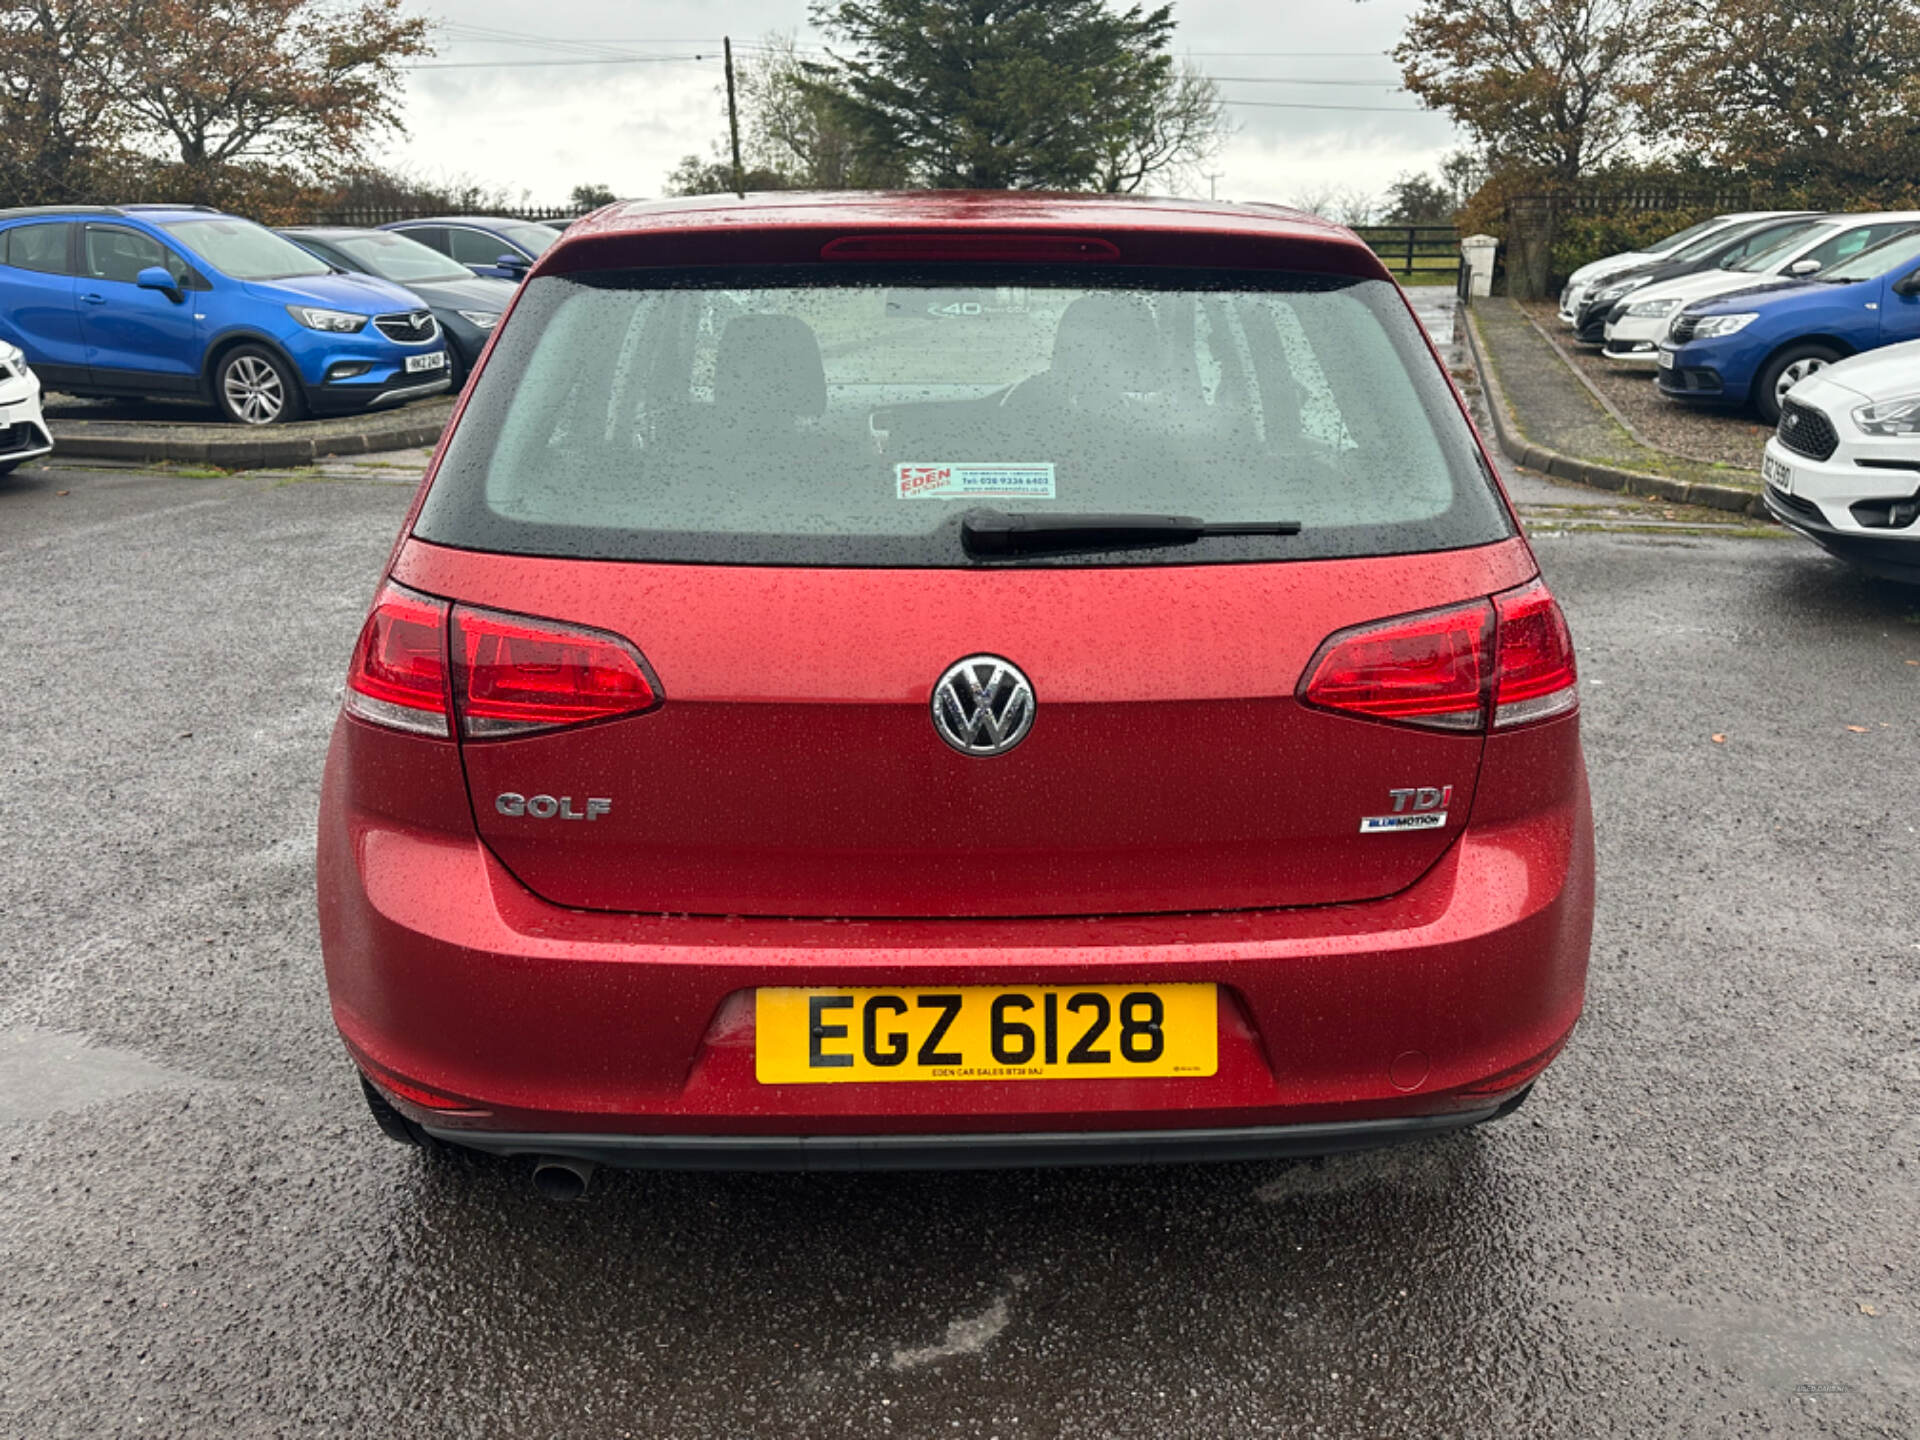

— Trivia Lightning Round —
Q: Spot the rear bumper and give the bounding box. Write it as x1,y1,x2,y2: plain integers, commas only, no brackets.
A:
319,714,1594,1152
427,1100,1520,1171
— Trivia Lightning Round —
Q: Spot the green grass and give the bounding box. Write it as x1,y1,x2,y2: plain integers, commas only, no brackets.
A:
1386,270,1460,287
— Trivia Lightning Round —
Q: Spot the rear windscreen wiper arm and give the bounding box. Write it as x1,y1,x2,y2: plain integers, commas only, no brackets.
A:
962,511,1303,556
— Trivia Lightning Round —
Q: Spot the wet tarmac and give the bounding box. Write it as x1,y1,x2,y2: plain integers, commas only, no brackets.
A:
1,455,1915,1437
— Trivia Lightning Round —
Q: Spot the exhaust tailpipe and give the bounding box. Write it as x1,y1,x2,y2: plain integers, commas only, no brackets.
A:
531,1155,595,1201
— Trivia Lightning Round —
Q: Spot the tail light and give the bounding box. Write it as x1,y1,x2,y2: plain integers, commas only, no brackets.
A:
1490,580,1579,726
1299,600,1493,730
343,587,661,740
343,582,451,737
451,603,659,739
1300,579,1577,732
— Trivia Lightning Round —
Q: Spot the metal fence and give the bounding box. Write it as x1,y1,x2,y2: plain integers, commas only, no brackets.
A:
1351,224,1460,281
312,204,586,228
1504,188,1767,221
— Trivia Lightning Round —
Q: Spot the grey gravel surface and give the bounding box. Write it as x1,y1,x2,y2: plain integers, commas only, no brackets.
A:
1,455,1916,1439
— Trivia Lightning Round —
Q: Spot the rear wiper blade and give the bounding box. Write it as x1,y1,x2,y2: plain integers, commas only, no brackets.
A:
961,510,1303,555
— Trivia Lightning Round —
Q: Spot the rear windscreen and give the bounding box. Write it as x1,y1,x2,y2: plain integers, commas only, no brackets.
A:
414,266,1511,566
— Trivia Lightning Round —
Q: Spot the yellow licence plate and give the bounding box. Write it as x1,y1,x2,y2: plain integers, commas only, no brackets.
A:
755,984,1217,1084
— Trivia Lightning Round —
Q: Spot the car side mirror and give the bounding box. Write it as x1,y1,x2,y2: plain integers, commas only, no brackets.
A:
1787,258,1821,277
497,254,528,275
136,264,183,300
1894,270,1920,297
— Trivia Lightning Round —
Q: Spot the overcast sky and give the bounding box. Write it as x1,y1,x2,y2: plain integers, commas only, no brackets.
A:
393,0,1457,211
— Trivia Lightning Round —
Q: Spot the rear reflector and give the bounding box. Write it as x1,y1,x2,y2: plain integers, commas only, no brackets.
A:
819,233,1121,263
452,604,659,739
1300,579,1578,733
351,1049,490,1115
1460,1029,1572,1095
343,582,450,737
1491,580,1579,727
1299,600,1494,731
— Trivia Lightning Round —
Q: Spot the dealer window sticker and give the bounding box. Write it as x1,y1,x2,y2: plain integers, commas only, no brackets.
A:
896,462,1057,500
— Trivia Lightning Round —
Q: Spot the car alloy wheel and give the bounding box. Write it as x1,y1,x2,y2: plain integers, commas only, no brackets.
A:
222,353,288,425
1755,343,1843,425
1774,357,1829,406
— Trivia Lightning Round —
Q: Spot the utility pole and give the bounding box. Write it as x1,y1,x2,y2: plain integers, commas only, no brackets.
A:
724,36,745,199
1204,171,1224,201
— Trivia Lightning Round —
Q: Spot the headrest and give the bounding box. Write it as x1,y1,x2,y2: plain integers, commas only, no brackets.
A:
1051,295,1164,394
714,314,827,419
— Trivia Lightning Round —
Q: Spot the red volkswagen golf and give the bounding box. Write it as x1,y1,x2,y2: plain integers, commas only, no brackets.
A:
317,193,1593,1193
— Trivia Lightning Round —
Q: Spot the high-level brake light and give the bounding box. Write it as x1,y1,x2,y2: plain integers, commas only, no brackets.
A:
819,233,1121,263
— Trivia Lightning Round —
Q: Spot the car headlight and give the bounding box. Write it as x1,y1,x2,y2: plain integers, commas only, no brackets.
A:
1592,277,1650,306
1853,393,1920,436
285,305,367,333
1626,297,1681,318
1690,312,1758,339
455,310,501,329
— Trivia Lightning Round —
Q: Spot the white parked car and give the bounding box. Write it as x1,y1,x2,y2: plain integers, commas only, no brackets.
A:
1557,212,1809,325
1603,214,1920,367
0,340,53,475
1762,338,1920,582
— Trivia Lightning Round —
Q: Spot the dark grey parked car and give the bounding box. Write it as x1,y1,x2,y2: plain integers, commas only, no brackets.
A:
278,227,517,386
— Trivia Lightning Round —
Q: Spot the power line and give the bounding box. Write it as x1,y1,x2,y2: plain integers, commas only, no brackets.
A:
1222,99,1430,113
1210,76,1403,86
406,55,715,69
1182,50,1392,57
435,26,678,59
413,24,1426,105
410,54,1413,87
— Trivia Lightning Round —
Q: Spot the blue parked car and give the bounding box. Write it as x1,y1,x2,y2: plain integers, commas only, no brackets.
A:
377,216,557,281
0,204,451,425
1658,228,1920,423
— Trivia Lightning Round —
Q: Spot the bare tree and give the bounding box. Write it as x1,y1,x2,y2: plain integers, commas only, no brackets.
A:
1094,60,1229,193
736,32,903,188
1288,184,1380,226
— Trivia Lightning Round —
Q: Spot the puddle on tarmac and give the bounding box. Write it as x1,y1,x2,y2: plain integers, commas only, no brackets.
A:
0,1025,199,1123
